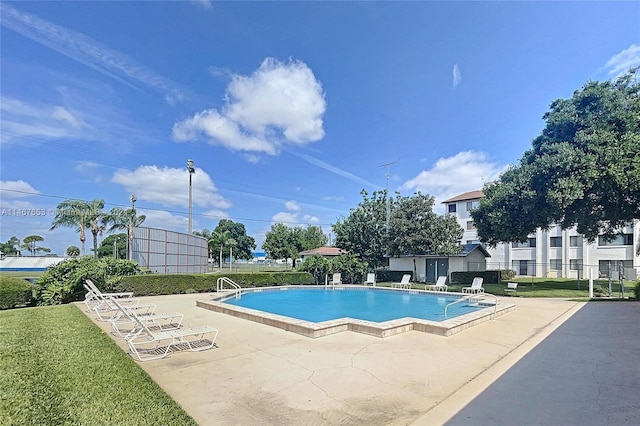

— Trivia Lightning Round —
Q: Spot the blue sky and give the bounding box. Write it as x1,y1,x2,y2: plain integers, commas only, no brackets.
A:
1,1,639,256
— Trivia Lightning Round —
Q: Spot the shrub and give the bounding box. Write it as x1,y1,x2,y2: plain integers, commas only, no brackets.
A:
299,255,331,284
329,254,368,284
634,281,640,301
0,276,32,309
34,256,141,305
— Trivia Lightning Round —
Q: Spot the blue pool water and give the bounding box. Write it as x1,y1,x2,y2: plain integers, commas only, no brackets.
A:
223,288,484,323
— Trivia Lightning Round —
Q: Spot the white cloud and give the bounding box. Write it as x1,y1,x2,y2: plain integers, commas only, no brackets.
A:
285,201,300,211
272,212,298,224
289,151,379,188
400,151,505,208
172,58,326,155
190,0,212,10
138,209,189,232
302,214,319,223
0,3,186,104
452,64,462,88
111,165,232,210
0,180,40,198
604,44,640,78
0,96,89,144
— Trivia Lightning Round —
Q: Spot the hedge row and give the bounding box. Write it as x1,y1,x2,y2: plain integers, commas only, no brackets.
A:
110,272,315,296
0,277,33,309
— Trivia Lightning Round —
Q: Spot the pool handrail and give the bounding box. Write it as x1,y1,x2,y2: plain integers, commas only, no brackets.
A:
444,293,498,319
217,276,242,299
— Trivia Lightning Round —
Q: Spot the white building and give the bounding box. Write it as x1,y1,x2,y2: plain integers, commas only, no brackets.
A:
442,191,639,280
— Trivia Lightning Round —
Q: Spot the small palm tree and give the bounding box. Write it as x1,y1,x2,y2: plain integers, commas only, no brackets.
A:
103,207,146,260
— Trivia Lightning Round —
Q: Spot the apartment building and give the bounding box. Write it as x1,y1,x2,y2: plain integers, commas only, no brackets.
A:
443,191,639,280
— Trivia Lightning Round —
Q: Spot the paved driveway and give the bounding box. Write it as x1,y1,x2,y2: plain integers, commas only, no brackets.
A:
447,302,640,426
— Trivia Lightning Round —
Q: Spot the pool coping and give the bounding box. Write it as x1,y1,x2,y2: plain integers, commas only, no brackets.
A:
196,285,516,338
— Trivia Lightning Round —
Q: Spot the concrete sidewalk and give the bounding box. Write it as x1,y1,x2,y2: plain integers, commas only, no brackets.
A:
82,294,585,425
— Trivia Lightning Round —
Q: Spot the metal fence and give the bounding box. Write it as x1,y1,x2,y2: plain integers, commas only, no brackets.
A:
132,227,208,274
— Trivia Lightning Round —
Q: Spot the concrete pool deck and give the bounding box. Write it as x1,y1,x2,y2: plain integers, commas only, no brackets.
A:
81,294,585,425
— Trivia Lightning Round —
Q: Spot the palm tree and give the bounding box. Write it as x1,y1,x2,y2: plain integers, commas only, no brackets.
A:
50,199,95,256
212,229,232,268
103,207,146,260
87,199,105,258
193,229,216,263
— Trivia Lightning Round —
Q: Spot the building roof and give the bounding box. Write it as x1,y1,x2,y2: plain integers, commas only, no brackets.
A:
442,190,484,203
299,246,348,256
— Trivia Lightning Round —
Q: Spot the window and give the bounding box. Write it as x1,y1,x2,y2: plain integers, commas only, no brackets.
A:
599,260,632,278
570,236,582,247
512,238,536,248
513,260,536,276
466,220,475,230
550,236,562,247
569,259,582,271
598,234,633,246
448,204,457,213
466,201,477,211
550,259,562,270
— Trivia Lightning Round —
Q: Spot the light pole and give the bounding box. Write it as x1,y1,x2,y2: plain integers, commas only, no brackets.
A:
128,194,137,261
187,159,195,234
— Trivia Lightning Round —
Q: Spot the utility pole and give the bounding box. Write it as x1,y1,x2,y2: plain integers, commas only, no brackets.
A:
379,161,397,240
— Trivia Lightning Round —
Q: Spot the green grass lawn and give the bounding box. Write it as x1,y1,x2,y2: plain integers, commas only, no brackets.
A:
0,304,197,425
377,278,637,299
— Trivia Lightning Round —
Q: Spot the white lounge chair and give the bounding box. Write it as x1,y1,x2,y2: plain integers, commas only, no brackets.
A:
113,298,219,361
84,280,153,322
462,277,485,294
107,297,185,338
364,273,376,286
329,273,342,287
83,279,134,311
392,274,412,289
425,276,448,292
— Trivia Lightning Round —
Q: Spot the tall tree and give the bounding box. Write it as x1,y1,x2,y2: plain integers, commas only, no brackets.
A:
388,193,463,257
472,69,640,251
20,235,51,256
50,199,95,256
87,199,105,258
300,225,327,250
0,236,20,256
193,228,216,263
212,219,256,261
96,233,127,259
332,190,393,269
263,223,299,265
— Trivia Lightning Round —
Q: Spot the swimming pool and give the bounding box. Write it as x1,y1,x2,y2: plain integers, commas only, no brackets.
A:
223,288,480,322
197,286,515,338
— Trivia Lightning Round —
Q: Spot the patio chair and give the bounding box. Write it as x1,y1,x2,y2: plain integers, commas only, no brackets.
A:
85,280,153,322
504,282,518,296
107,297,185,338
83,279,134,311
329,273,342,287
425,276,448,292
391,274,412,289
364,273,376,286
462,277,485,294
113,298,219,361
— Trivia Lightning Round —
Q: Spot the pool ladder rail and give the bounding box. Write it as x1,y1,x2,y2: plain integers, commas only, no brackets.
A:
444,293,499,319
217,276,242,299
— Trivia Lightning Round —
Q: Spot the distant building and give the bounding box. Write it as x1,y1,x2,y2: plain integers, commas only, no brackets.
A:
442,191,639,279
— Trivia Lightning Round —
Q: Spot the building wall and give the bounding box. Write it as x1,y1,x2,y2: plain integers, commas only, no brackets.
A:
445,196,639,279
